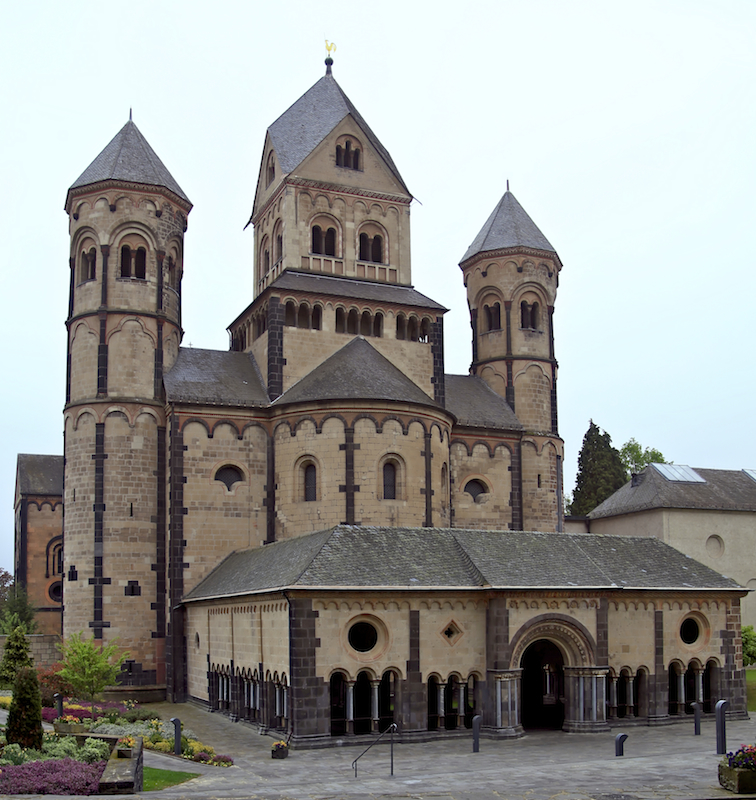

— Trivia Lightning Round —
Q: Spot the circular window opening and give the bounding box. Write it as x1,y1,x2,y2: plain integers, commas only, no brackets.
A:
464,479,487,500
348,621,378,652
680,618,700,644
49,581,63,604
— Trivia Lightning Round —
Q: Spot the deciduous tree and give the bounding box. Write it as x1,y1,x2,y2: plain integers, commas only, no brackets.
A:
57,632,128,712
619,437,667,478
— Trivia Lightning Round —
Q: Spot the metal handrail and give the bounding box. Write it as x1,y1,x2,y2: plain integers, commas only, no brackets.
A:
351,723,397,777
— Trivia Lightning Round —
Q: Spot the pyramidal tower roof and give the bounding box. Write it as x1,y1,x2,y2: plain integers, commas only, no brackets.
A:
461,191,558,265
267,61,410,195
66,119,191,209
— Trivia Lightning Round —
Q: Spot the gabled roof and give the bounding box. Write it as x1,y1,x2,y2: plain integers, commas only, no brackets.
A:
16,454,63,497
590,466,756,519
445,374,521,431
164,348,268,407
461,191,558,265
274,337,440,408
266,69,409,194
183,525,743,601
67,120,190,208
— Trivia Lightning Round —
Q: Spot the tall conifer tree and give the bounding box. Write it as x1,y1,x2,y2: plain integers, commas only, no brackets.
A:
569,421,627,515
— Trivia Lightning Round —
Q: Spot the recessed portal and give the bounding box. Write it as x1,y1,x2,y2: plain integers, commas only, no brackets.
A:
521,639,565,729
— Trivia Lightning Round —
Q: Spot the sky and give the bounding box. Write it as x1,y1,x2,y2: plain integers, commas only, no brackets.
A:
1,1,754,574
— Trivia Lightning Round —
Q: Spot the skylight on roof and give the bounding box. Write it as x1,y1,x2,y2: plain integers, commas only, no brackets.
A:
651,463,705,483
743,469,756,483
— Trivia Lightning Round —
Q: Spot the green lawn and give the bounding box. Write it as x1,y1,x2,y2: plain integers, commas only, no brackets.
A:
142,767,199,792
746,669,756,713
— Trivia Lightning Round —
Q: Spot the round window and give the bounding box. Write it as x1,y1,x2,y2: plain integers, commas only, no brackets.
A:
680,618,700,644
49,581,63,604
464,479,487,500
348,621,378,652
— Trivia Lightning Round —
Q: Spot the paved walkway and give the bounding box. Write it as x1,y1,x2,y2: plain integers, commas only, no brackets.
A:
133,703,755,800
3,703,753,799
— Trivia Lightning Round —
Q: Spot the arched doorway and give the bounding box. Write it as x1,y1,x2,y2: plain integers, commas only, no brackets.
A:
378,671,396,732
427,676,439,731
521,639,565,729
354,671,372,735
330,672,347,736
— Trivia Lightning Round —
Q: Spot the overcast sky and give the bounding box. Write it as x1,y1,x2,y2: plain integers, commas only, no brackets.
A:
1,1,754,573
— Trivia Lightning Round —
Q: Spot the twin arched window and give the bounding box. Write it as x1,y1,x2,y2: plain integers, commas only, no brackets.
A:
521,301,539,330
396,314,430,342
312,225,337,256
215,465,244,491
120,245,147,279
336,139,360,170
359,233,383,263
80,247,96,283
266,152,275,187
464,479,488,501
484,303,501,332
284,300,322,330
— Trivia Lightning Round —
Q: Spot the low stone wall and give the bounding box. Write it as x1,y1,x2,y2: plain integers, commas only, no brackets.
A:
0,633,61,670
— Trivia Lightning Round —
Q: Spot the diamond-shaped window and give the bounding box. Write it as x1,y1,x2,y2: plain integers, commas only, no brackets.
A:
441,620,463,646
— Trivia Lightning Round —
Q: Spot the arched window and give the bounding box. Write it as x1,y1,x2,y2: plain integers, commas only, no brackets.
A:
297,304,311,329
521,301,539,330
336,137,362,171
441,463,449,509
347,308,359,334
371,235,383,264
80,247,96,282
134,247,147,279
464,479,487,500
264,248,270,273
266,152,275,187
304,463,316,502
120,245,132,278
285,301,296,327
530,302,539,330
373,312,383,338
167,256,176,289
420,318,430,343
359,233,370,261
383,461,397,500
215,465,244,491
312,225,323,255
396,314,406,340
353,150,360,170
324,227,336,256
335,145,343,167
408,316,419,342
336,307,346,333
312,305,322,331
360,310,372,336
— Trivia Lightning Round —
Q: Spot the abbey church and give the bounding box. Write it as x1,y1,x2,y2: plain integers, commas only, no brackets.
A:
13,59,748,746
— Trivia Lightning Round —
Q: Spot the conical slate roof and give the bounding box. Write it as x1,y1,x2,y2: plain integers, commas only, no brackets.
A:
461,191,556,264
267,68,409,195
67,120,190,206
274,336,440,408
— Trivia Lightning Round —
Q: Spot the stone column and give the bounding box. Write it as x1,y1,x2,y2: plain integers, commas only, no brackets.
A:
695,668,704,706
438,682,446,729
609,675,618,718
677,671,685,715
371,680,381,733
488,669,523,737
458,682,466,728
626,674,635,718
346,681,355,735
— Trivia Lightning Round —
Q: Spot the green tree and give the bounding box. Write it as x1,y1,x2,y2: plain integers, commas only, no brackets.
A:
6,666,43,750
0,584,38,634
742,625,756,667
57,632,128,711
619,437,667,479
569,421,627,516
0,625,33,685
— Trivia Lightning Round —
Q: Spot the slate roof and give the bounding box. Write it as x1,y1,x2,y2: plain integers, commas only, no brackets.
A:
461,191,558,264
183,526,743,601
590,466,756,519
267,69,409,195
268,271,445,311
164,348,268,407
16,454,63,496
274,337,440,408
445,374,521,430
68,120,190,206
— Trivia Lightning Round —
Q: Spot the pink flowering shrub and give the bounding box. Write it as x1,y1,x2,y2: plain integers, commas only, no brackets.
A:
0,757,106,795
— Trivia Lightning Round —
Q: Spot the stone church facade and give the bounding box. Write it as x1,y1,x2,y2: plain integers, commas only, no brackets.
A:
17,59,749,745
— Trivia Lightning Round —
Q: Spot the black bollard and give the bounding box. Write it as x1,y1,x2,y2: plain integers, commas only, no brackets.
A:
615,733,628,757
691,701,702,735
54,693,63,721
472,714,482,753
169,717,182,756
715,699,729,755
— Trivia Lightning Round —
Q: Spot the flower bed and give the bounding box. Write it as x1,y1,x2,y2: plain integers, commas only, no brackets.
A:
0,757,106,796
719,744,756,793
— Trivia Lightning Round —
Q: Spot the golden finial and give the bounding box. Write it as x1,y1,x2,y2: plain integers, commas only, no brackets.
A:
325,40,336,74
325,40,336,56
